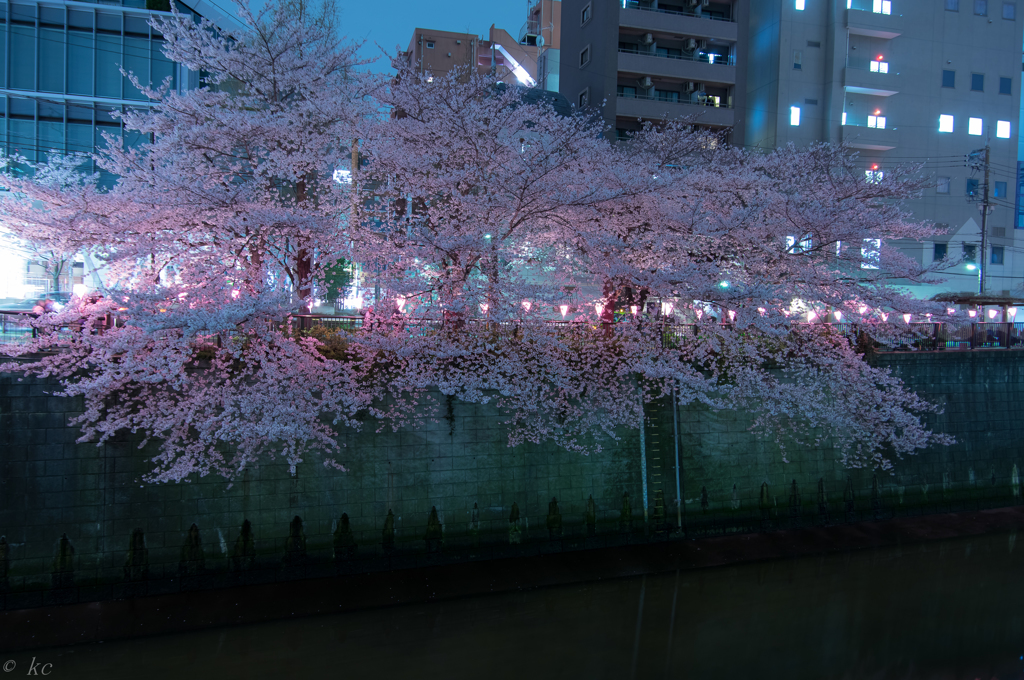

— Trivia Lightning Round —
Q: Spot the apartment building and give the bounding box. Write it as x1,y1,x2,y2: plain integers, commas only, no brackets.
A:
746,0,1024,297
404,26,543,87
520,0,563,91
559,0,749,144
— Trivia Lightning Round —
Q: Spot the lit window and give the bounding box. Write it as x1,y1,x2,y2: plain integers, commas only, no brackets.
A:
967,178,980,197
842,111,847,125
862,239,881,269
997,120,1011,138
796,0,805,9
581,3,591,23
870,60,889,73
968,117,983,135
996,181,1007,197
937,176,951,194
865,170,884,183
847,0,852,6
867,115,886,128
790,106,801,125
938,114,954,132
872,0,892,12
992,246,1005,264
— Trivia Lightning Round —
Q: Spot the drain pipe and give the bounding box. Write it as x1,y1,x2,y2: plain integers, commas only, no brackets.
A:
672,381,682,530
639,389,648,524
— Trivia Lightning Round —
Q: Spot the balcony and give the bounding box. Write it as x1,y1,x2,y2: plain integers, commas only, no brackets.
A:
846,8,904,38
619,6,738,42
616,93,734,126
617,50,736,84
843,67,900,96
841,124,898,151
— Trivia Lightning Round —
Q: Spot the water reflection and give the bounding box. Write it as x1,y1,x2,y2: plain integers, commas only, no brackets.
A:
31,531,1024,679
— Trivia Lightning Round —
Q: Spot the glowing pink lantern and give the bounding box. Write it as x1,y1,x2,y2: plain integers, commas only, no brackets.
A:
728,310,736,322
560,305,569,318
858,305,868,315
631,305,639,315
757,307,766,316
396,296,406,312
1009,307,1018,321
595,303,605,316
807,310,817,322
988,308,998,319
522,301,532,312
968,310,977,318
881,312,889,322
480,303,489,315
947,308,956,315
661,302,674,315
231,289,240,299
903,313,911,324
696,309,703,320
833,311,843,322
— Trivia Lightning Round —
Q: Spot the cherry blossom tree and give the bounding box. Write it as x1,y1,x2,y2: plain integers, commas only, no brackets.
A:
0,2,955,482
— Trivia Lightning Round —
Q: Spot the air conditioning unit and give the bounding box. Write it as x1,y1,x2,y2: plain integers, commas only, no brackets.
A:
641,33,654,44
696,39,707,50
684,81,700,93
684,38,697,51
639,76,654,89
702,0,710,6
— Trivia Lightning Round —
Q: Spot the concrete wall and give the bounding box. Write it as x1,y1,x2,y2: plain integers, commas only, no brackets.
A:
1,350,1022,602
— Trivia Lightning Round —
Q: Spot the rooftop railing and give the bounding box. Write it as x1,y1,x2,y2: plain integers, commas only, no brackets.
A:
618,45,736,65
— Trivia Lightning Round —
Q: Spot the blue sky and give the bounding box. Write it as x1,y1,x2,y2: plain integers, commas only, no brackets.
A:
338,0,526,69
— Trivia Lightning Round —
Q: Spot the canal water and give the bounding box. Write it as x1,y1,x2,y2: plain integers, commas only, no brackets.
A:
13,530,1024,679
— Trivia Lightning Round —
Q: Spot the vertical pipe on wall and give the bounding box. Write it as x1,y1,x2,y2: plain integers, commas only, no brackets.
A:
672,381,682,530
639,389,648,524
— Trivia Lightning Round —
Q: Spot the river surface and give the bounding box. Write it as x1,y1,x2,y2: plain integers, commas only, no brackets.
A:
10,531,1024,679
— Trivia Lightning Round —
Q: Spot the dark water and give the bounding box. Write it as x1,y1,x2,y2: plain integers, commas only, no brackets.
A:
13,531,1024,679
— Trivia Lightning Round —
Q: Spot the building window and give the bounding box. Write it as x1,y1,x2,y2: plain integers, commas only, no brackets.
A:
968,117,983,135
934,243,948,260
937,177,951,193
946,0,959,8
967,178,980,197
861,239,881,269
870,60,889,73
794,51,802,69
939,114,955,132
796,0,806,8
964,244,978,262
1004,1,1016,17
805,98,818,105
971,73,984,91
992,246,1005,264
996,181,1008,197
426,41,435,49
1000,76,1013,94
582,3,592,24
997,120,1012,138
580,46,590,67
790,106,801,126
872,0,892,12
942,70,955,88
975,0,988,13
655,89,680,102
842,111,848,125
807,40,822,47
617,85,637,98
578,88,590,107
868,114,886,128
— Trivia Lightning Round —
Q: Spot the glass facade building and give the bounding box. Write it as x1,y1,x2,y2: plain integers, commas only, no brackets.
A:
0,0,204,184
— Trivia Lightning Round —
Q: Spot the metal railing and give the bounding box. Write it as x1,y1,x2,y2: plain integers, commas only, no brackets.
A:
622,0,736,22
617,45,735,65
617,91,733,108
4,310,1024,354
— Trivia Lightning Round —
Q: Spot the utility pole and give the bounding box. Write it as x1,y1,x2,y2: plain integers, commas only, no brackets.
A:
967,145,991,294
980,144,991,295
